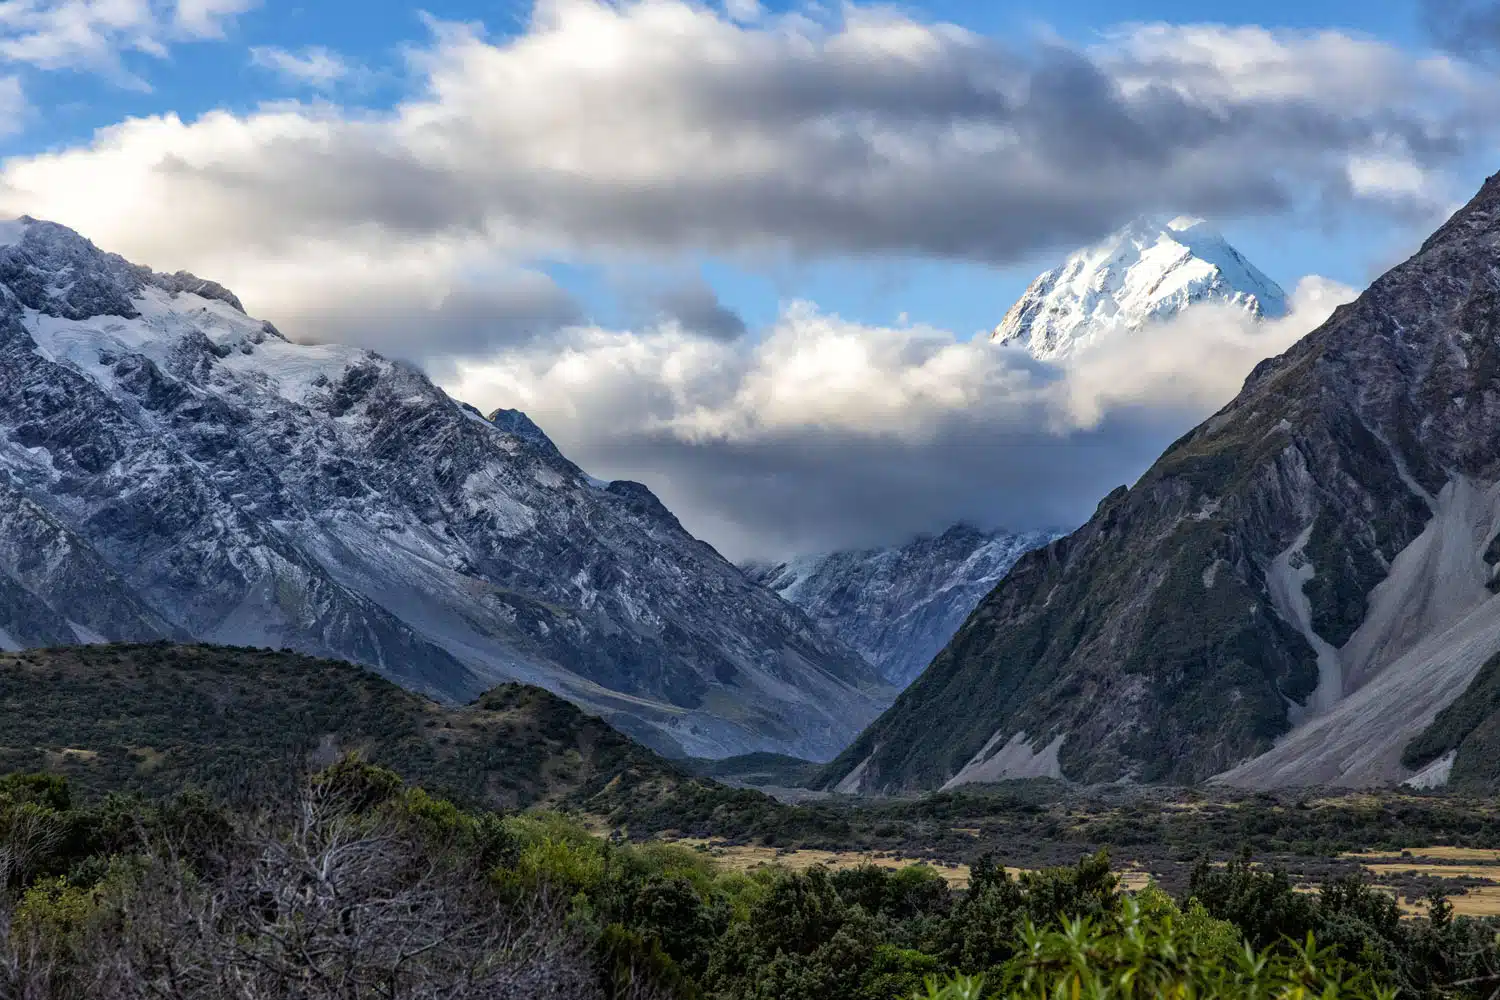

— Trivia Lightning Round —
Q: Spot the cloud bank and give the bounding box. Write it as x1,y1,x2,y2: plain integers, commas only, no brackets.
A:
445,276,1357,560
0,1,1463,554
0,1,1484,359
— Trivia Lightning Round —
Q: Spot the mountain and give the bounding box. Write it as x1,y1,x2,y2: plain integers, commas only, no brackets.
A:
992,216,1288,360
743,525,1057,688
823,173,1500,794
0,642,703,815
0,218,891,762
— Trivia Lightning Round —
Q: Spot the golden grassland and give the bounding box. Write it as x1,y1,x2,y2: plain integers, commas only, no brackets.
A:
667,839,1154,891
660,839,1500,917
1342,847,1500,917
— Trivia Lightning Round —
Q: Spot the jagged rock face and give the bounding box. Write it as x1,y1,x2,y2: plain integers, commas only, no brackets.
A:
0,219,891,760
825,173,1500,793
0,478,182,650
743,525,1057,688
993,216,1287,360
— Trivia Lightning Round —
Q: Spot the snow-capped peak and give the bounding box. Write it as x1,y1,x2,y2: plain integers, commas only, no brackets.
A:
992,215,1287,361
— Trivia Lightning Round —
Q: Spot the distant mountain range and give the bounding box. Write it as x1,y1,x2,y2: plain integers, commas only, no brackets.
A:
744,220,1285,700
993,216,1288,360
0,218,892,762
824,174,1500,794
744,525,1057,689
22,192,1500,799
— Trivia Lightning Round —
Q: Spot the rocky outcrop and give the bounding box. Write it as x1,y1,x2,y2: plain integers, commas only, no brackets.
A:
744,525,1056,688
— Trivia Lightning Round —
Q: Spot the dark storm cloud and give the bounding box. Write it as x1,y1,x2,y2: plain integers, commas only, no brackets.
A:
566,415,1175,561
1423,0,1500,65
651,280,748,341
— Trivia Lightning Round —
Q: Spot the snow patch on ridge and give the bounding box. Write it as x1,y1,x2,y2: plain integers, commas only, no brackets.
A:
993,215,1288,360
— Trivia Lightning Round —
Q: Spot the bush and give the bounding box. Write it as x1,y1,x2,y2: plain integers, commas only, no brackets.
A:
3,766,1499,1000
922,894,1394,999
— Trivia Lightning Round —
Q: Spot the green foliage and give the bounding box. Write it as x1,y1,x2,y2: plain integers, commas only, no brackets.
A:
4,767,1500,999
1188,856,1319,950
0,642,709,823
1187,851,1500,999
0,772,72,811
942,851,1123,977
14,876,104,942
312,755,405,810
1002,900,1393,999
1403,649,1500,786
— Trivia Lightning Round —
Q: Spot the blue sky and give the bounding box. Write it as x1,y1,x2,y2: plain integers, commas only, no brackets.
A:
1,0,1496,555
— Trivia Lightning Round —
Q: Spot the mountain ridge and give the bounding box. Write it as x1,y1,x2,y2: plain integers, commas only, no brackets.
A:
0,641,705,816
825,171,1500,794
0,217,892,762
743,524,1058,688
993,215,1288,360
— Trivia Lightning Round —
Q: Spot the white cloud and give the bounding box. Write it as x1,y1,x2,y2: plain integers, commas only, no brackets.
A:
1102,22,1498,216
1107,23,1451,107
723,0,760,23
443,276,1357,557
0,75,27,135
1347,155,1434,201
173,0,256,38
249,44,349,89
0,0,254,86
1054,276,1356,429
0,0,159,84
448,278,1354,447
0,2,1489,273
223,234,582,359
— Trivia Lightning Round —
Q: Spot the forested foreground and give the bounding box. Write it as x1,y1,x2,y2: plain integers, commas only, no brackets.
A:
3,762,1499,1000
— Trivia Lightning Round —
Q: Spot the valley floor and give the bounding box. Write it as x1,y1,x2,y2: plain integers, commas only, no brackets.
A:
673,779,1500,909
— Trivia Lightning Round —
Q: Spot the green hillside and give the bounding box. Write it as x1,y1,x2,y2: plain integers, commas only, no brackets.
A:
1403,649,1500,789
0,642,699,820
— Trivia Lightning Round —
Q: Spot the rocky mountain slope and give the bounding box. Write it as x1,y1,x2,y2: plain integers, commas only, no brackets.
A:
0,219,891,761
743,525,1056,688
825,173,1500,794
993,216,1287,360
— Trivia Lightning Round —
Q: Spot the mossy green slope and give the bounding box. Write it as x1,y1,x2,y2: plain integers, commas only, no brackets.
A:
0,642,699,817
1403,650,1500,789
